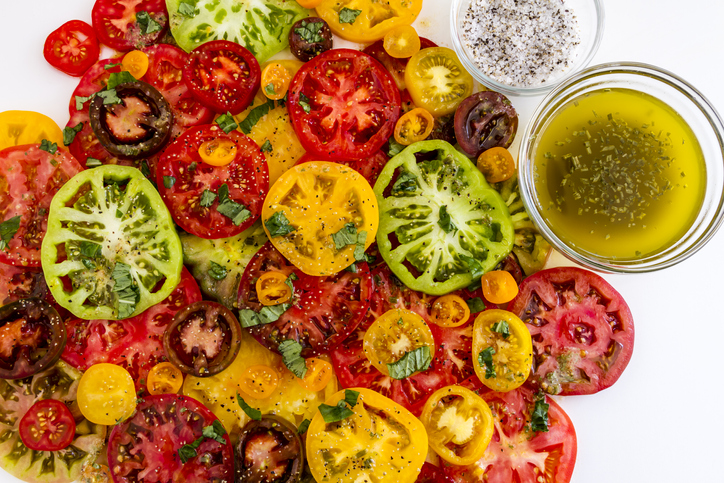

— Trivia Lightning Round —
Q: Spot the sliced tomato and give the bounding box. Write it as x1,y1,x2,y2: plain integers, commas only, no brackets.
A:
237,242,373,357
363,37,438,91
0,144,83,267
19,399,76,452
508,267,635,396
315,0,423,43
287,49,401,160
91,0,168,52
0,265,48,306
61,267,201,391
236,415,303,483
43,20,100,77
295,150,388,186
0,110,64,151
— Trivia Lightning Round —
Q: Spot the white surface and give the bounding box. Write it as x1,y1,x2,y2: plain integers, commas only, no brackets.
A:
1,1,724,482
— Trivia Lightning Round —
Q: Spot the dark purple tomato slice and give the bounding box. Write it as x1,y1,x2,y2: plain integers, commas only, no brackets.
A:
454,91,518,157
236,415,304,483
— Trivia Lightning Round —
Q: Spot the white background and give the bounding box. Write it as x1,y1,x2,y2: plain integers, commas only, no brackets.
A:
1,1,723,482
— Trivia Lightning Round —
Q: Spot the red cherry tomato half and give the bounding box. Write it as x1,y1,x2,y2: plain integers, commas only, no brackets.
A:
43,20,100,77
19,399,76,451
183,40,261,115
91,0,168,52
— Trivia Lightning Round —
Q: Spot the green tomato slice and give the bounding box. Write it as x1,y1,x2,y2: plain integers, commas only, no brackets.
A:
166,0,311,62
373,140,514,295
41,165,183,320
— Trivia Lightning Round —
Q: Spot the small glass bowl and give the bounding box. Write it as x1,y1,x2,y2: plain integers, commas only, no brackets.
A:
517,62,724,273
450,0,605,97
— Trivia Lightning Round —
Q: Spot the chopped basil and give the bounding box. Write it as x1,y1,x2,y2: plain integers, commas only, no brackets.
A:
85,157,102,168
216,183,251,225
260,140,273,153
239,302,291,328
97,89,121,105
294,20,324,43
387,137,406,158
466,297,486,314
200,189,217,207
461,255,484,279
318,390,360,423
239,99,275,134
298,93,311,114
112,262,140,319
208,261,228,281
103,63,122,70
107,71,137,90
391,171,418,194
163,176,176,189
0,216,21,251
339,7,362,24
135,10,162,34
178,1,197,17
491,320,510,339
63,123,84,146
265,211,295,237
344,389,359,408
297,418,311,434
478,347,496,379
530,393,550,433
178,421,227,464
39,139,58,154
387,346,432,380
75,94,94,110
79,241,103,259
331,223,358,250
278,339,307,379
215,112,238,133
236,393,262,421
264,83,277,97
438,205,457,233
178,443,199,464
353,231,368,262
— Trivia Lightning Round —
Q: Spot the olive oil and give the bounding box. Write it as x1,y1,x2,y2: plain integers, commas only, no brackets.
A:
533,88,706,260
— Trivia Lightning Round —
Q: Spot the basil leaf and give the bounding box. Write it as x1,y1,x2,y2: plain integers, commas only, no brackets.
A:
0,216,21,251
80,241,103,259
387,137,406,158
208,261,228,281
178,442,200,463
530,393,550,433
387,346,432,380
294,21,324,43
265,211,295,237
264,83,276,97
63,123,84,146
201,420,227,444
391,171,418,194
236,393,262,421
163,176,176,189
217,198,251,226
107,71,136,90
97,89,122,105
135,10,162,34
75,94,94,110
260,140,273,153
466,297,486,314
478,347,496,379
331,223,358,250
239,99,275,134
200,189,217,207
353,231,368,262
344,389,359,408
339,7,362,24
297,418,311,434
215,112,238,133
86,157,102,168
278,339,307,379
461,255,485,279
298,93,311,114
39,139,58,154
438,205,457,233
112,262,140,319
104,63,122,70
318,399,354,423
491,320,510,339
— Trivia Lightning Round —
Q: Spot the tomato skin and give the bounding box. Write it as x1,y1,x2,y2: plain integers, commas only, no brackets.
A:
287,49,401,161
43,20,100,77
315,0,423,43
91,0,168,52
295,150,388,187
0,110,64,151
236,415,304,483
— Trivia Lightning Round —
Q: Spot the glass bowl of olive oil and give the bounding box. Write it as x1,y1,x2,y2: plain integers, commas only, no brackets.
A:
518,62,724,272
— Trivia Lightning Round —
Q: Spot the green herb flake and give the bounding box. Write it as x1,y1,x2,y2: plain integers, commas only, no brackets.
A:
79,241,103,259
331,222,358,250
97,89,122,105
461,255,484,279
318,399,355,423
0,216,21,251
391,171,418,194
387,137,406,157
298,93,311,114
265,211,295,237
63,123,84,146
208,261,228,281
103,63,122,70
199,189,217,207
239,100,275,134
387,346,432,380
260,140,273,153
106,71,137,90
264,83,277,97
135,10,162,34
478,347,496,379
491,320,510,339
112,262,140,319
215,112,238,133
202,420,227,444
39,139,58,154
178,443,199,464
339,7,362,24
353,231,368,262
466,297,486,314
278,339,307,379
86,157,102,168
344,389,359,408
294,20,324,43
75,94,94,110
163,176,176,189
437,205,456,233
530,393,550,433
216,184,251,225
297,418,311,434
236,393,262,421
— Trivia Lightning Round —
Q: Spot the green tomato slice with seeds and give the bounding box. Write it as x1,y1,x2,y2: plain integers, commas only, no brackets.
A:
373,140,514,295
166,0,311,62
41,165,182,320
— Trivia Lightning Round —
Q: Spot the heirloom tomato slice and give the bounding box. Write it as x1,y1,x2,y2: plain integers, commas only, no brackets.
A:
0,110,63,151
373,140,514,295
0,361,106,483
287,49,401,161
236,415,304,483
77,362,137,426
91,0,168,52
295,150,388,187
0,144,83,267
405,47,474,117
61,268,201,392
363,37,437,92
508,267,635,395
108,394,235,483
43,20,100,77
261,161,378,276
315,0,423,43
238,242,372,357
443,386,577,483
454,91,518,158
19,398,76,452
0,264,49,306
306,388,428,483
41,165,183,320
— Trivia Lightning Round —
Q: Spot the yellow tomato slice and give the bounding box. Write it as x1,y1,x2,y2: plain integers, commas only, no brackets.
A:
122,50,149,79
77,363,136,425
431,294,470,327
477,147,516,183
384,25,421,58
394,107,434,145
297,358,334,392
262,161,379,276
481,270,519,304
255,271,292,305
198,137,238,166
472,309,533,392
405,47,474,117
420,385,494,465
0,110,63,151
315,0,423,43
306,388,428,483
239,364,280,400
146,362,184,395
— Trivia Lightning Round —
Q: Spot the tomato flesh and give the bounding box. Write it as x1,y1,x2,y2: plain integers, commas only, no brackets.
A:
91,0,168,52
43,20,100,77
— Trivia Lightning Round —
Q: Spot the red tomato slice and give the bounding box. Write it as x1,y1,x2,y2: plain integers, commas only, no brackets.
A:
443,386,577,483
43,20,100,77
183,40,261,115
91,0,168,52
61,267,201,391
0,264,48,306
287,48,401,161
156,124,268,239
508,266,635,396
108,394,234,483
19,399,76,451
0,145,83,267
416,463,447,483
237,241,373,357
295,150,389,186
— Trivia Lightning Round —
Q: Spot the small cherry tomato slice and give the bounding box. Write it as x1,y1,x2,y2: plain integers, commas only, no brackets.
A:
394,107,434,145
288,17,333,62
420,385,494,466
363,308,435,376
239,364,280,400
431,295,470,328
480,270,519,304
91,0,169,52
237,415,303,483
454,91,518,158
122,49,149,78
405,47,474,117
477,147,515,183
164,301,242,377
384,25,421,58
472,309,532,392
198,137,238,166
77,362,137,425
184,40,261,115
43,20,100,77
147,361,184,395
0,110,63,151
260,62,291,101
256,271,292,306
19,399,76,452
297,357,333,392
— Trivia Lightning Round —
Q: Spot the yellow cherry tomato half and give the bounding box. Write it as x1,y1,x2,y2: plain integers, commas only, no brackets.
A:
255,271,292,306
239,364,280,399
472,309,533,392
477,147,515,183
420,385,494,465
383,25,421,58
0,110,63,151
261,62,291,101
394,107,434,146
77,363,136,425
405,47,474,117
363,308,435,376
431,294,470,327
198,137,238,166
146,361,184,395
122,50,150,79
481,270,519,304
297,357,334,392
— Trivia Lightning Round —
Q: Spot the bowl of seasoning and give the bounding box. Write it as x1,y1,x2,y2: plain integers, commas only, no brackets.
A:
517,62,724,272
450,0,604,96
